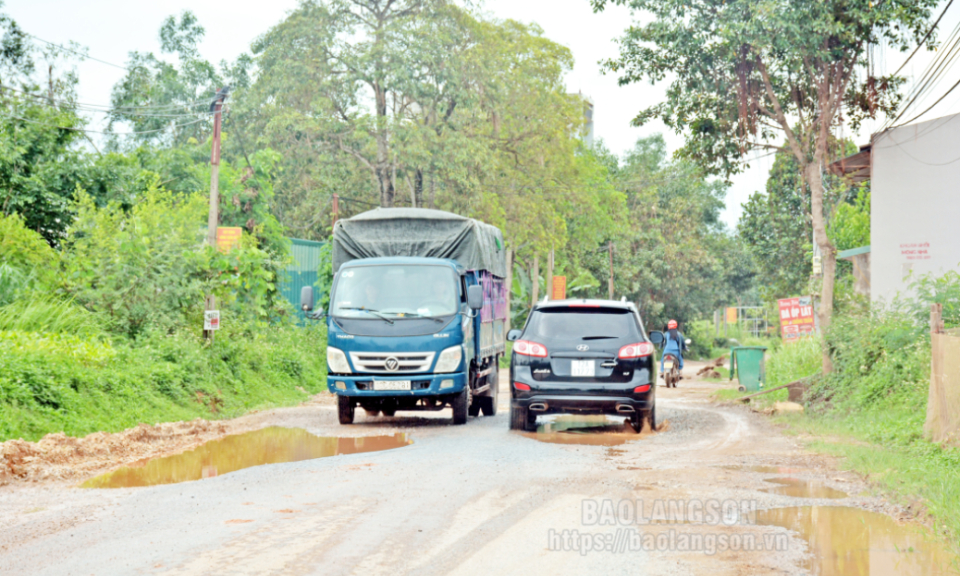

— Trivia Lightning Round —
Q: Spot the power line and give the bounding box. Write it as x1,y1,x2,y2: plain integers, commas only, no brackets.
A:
884,12,960,129
26,33,133,73
0,85,209,114
0,87,207,120
890,0,956,78
0,112,208,136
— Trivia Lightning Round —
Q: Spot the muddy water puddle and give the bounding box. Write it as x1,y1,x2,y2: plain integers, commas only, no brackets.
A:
758,506,959,575
762,477,848,499
521,415,662,446
82,427,412,488
723,464,808,474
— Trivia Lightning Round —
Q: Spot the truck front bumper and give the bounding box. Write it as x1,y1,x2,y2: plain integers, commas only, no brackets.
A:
328,372,468,397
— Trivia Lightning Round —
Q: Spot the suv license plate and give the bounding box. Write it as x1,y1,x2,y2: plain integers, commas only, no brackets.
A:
373,380,411,391
571,360,595,377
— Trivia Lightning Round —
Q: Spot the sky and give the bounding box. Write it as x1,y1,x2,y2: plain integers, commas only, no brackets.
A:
8,0,960,229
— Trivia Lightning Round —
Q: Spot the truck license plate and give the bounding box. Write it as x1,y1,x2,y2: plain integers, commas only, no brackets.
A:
373,380,411,391
571,360,595,377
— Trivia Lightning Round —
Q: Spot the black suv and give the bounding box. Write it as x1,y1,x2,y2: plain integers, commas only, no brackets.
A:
507,299,657,432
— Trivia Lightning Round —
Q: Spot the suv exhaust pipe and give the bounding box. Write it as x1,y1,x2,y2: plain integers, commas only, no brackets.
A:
529,403,548,412
616,404,635,414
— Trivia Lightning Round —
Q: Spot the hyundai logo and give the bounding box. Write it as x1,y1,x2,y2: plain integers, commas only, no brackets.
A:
384,357,400,371
577,344,589,351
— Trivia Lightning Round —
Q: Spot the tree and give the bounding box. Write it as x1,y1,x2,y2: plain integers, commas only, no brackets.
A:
108,11,252,148
738,151,811,300
594,0,938,372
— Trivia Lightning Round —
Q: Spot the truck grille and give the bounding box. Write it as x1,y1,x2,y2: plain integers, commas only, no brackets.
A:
348,352,436,374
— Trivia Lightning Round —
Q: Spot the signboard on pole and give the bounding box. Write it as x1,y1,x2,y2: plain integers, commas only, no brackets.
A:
725,307,738,324
778,296,815,341
204,310,221,331
216,227,242,253
551,276,567,300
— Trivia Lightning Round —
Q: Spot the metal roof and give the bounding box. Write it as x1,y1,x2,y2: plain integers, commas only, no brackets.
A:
827,144,872,183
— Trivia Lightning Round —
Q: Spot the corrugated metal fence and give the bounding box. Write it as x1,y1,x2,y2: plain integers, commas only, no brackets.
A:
280,238,326,314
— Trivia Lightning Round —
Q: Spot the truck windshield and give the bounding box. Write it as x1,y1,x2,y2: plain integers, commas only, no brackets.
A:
332,265,460,319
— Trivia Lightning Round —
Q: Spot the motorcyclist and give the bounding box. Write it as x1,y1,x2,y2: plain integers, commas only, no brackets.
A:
660,319,687,379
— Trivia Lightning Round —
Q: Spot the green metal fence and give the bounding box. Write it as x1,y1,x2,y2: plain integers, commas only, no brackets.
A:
280,238,326,314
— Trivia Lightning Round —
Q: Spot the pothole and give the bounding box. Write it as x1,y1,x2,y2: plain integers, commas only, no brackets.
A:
761,478,848,499
520,415,666,446
757,506,958,575
82,427,412,488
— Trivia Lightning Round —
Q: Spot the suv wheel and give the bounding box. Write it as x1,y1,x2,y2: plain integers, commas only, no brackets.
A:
510,403,535,431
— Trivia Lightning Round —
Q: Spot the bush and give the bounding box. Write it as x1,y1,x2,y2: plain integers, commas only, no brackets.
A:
0,325,327,442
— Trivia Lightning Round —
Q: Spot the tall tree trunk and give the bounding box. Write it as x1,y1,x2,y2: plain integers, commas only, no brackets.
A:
546,249,554,301
414,169,424,208
805,162,836,374
504,248,513,337
428,171,437,209
531,255,540,306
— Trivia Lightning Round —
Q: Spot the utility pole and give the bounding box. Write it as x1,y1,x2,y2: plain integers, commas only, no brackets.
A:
332,193,340,229
206,87,230,247
608,241,614,300
205,87,230,341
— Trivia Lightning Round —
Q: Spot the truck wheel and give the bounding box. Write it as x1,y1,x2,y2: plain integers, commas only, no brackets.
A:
338,396,355,425
452,386,471,425
479,358,499,416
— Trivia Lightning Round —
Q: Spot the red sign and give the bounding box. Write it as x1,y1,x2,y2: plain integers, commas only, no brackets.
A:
216,227,243,253
778,297,816,341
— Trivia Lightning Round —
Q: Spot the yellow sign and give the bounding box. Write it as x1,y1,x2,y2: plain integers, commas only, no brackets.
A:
726,307,738,324
551,276,567,300
216,227,243,253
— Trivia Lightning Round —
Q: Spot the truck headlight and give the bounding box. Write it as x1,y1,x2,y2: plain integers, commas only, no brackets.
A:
434,345,463,373
327,347,352,374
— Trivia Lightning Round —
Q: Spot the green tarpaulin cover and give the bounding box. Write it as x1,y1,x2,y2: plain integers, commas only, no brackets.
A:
332,208,506,277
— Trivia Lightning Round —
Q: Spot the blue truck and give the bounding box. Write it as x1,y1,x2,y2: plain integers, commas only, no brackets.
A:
300,208,508,425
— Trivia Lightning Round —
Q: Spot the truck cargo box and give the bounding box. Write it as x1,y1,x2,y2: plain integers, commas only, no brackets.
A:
332,208,507,277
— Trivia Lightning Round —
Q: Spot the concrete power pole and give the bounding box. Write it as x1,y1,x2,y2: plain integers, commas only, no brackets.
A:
206,87,230,246
205,87,230,340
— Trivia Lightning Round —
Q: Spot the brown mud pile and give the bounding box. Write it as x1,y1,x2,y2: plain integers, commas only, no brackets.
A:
0,419,239,486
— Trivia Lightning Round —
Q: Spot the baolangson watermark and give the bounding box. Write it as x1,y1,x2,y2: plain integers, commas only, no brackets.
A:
581,498,759,526
547,528,790,556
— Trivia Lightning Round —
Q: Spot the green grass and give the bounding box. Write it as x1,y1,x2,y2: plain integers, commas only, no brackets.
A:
776,409,960,547
0,325,328,442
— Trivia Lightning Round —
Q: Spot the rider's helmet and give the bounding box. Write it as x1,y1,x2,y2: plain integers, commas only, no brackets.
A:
667,319,678,329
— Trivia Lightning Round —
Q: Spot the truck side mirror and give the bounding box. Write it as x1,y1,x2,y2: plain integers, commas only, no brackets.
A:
507,329,522,342
649,331,665,345
467,285,483,310
300,286,315,312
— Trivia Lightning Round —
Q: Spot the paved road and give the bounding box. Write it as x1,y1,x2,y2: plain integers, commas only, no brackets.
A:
0,364,884,575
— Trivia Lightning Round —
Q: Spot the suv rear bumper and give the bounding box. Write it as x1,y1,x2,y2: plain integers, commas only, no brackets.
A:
514,394,652,415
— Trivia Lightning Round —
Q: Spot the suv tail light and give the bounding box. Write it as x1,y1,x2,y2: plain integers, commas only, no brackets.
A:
514,340,548,357
619,342,654,359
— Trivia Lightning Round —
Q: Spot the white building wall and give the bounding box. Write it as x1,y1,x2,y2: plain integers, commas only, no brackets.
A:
871,114,960,304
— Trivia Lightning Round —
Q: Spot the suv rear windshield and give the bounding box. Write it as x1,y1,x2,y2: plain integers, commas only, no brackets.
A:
524,308,640,341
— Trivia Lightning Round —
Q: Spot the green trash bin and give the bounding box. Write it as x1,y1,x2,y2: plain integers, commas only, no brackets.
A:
730,346,767,392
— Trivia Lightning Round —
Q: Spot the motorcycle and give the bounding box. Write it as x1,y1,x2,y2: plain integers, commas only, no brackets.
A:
661,338,692,388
